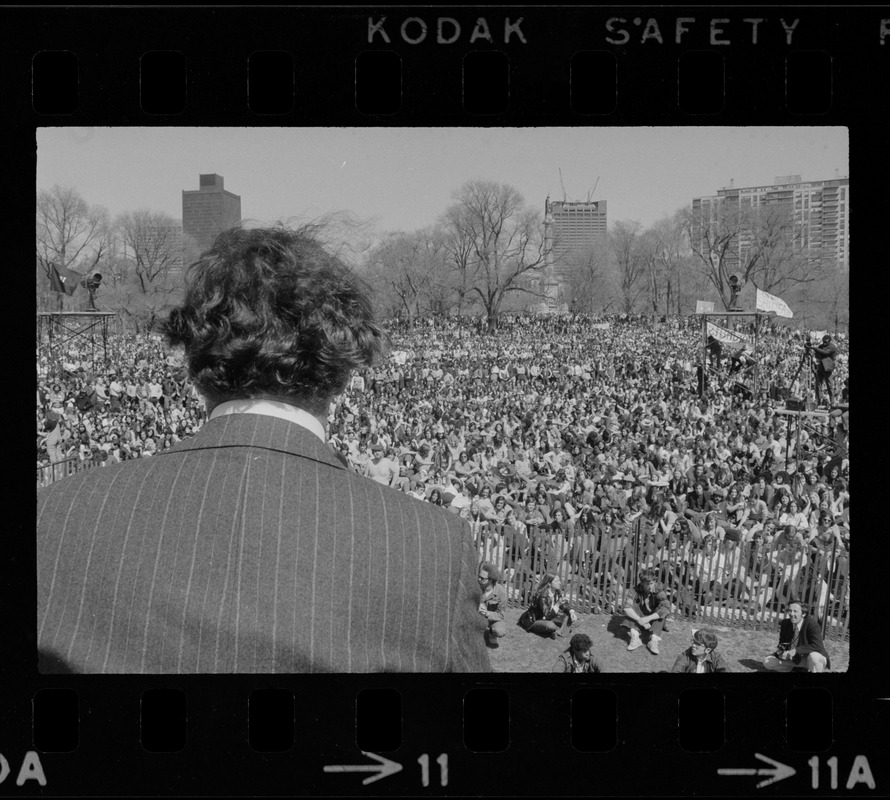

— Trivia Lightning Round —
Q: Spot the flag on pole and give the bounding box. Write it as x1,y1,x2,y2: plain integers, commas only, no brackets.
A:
755,288,793,318
47,263,81,296
706,321,748,345
695,300,715,314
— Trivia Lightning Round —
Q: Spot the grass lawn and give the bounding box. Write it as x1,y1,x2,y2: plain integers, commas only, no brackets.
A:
487,607,849,673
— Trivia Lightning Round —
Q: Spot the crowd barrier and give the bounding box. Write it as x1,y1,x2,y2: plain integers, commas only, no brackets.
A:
37,455,98,488
472,518,850,643
37,460,850,643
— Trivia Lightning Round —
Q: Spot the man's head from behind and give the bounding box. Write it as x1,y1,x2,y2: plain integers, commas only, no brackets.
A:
163,226,388,416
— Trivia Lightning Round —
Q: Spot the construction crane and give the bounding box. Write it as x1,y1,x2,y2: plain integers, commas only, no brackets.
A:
558,170,601,204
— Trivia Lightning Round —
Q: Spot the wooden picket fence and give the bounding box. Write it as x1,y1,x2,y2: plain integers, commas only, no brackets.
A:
37,455,99,488
472,518,850,642
36,458,850,644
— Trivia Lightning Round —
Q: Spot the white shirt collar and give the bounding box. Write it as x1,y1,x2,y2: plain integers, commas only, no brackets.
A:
209,398,326,444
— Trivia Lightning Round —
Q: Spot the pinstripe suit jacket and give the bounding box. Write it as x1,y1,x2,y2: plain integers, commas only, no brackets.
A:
37,414,491,673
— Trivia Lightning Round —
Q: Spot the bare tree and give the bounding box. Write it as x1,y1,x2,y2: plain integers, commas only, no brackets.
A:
441,179,549,332
681,202,742,310
365,230,434,328
114,210,185,330
564,238,611,314
683,200,826,310
794,260,849,333
637,227,665,315
821,264,849,333
438,207,477,315
36,186,111,310
610,220,646,314
745,203,826,296
645,210,691,315
419,226,458,316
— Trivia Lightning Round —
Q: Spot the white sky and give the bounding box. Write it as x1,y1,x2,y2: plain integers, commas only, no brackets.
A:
37,126,848,234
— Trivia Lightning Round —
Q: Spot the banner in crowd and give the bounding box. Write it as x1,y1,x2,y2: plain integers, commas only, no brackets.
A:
755,288,794,318
695,300,715,314
588,322,611,330
47,263,81,296
706,321,748,345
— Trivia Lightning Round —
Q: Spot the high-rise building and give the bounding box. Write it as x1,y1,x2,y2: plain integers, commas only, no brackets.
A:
547,199,608,257
692,175,849,272
541,198,608,308
182,174,242,257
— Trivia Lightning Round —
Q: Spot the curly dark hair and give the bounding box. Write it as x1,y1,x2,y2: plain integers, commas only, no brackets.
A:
637,567,660,587
569,633,593,654
692,628,719,650
162,225,388,413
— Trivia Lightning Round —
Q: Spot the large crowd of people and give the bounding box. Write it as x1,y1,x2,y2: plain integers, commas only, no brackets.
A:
36,312,850,665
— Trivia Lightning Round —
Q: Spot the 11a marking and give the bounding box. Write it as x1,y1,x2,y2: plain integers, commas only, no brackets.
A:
808,756,876,790
417,754,448,787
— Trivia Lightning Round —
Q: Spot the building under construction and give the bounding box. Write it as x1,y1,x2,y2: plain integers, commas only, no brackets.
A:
538,197,608,309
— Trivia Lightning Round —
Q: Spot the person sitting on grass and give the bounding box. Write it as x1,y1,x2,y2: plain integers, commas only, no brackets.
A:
670,628,731,673
552,633,604,673
621,567,672,655
520,572,573,639
477,561,508,647
762,600,830,673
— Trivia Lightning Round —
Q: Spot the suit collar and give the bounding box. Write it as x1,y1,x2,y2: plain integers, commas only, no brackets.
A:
209,398,327,443
159,414,345,471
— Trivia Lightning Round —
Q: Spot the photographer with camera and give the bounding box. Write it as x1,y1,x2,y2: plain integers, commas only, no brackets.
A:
810,334,838,408
762,600,830,672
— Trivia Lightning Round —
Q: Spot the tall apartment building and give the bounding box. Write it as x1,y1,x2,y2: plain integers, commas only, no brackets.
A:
182,174,242,257
540,198,608,307
692,175,849,272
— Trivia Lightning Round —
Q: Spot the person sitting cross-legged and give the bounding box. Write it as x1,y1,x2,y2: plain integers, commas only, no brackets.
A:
621,567,672,655
522,572,573,639
763,600,830,673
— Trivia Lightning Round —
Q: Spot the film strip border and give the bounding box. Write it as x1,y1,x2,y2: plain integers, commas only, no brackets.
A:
5,7,890,121
7,4,887,797
0,679,883,794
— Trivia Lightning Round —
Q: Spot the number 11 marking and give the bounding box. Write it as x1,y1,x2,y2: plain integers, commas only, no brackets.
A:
417,754,448,787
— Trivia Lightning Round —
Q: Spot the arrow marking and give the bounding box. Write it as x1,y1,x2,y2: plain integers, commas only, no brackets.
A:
324,751,403,785
718,753,796,788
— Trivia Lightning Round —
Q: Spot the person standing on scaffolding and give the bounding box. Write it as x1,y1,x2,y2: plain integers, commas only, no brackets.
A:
706,334,723,370
729,342,755,376
811,334,838,408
